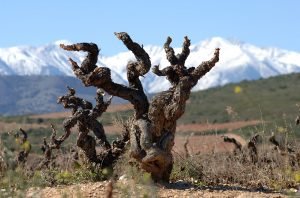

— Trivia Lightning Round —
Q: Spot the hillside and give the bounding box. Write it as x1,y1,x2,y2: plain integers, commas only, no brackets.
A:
0,76,97,115
180,72,300,124
1,73,300,123
1,72,300,140
0,76,126,115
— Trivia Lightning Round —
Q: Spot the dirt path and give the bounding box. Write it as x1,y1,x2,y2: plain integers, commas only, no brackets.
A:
26,181,286,198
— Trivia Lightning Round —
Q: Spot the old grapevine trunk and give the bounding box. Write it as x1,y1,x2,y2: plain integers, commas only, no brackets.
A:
60,32,220,181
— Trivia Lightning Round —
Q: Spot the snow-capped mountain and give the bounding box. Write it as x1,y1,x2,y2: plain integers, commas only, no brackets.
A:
1,38,300,93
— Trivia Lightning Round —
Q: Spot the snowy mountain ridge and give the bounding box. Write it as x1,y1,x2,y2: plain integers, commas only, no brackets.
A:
1,37,300,93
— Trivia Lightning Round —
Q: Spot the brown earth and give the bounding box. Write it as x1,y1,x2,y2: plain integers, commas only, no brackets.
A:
26,180,286,198
173,133,246,155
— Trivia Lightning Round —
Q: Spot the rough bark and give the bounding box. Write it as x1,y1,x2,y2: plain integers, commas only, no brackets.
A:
60,33,220,181
55,87,129,166
248,134,260,163
38,125,58,169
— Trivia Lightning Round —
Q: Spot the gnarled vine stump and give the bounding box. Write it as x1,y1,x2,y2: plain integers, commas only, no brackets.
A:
59,32,220,181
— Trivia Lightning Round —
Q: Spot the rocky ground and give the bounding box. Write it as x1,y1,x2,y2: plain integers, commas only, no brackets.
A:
26,180,288,198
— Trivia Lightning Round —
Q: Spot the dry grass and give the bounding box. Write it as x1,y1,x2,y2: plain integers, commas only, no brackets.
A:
0,110,298,196
25,180,285,198
172,137,300,191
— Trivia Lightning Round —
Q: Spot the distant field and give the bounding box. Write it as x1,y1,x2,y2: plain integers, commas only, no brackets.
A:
3,73,300,127
2,73,300,151
0,121,47,133
0,118,262,135
176,120,262,133
173,133,246,155
29,103,134,119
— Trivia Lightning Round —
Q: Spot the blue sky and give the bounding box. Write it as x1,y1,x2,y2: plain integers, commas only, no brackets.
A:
0,0,299,55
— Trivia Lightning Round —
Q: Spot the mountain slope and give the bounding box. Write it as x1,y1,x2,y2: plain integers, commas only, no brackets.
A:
1,73,300,117
1,38,300,93
181,73,300,125
0,76,98,115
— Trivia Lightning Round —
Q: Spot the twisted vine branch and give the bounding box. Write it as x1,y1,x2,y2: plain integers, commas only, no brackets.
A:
60,32,220,181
